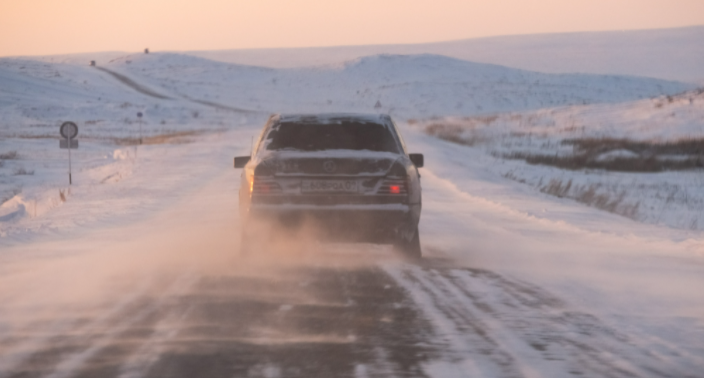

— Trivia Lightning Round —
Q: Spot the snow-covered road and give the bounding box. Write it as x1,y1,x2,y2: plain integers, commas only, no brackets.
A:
0,126,702,377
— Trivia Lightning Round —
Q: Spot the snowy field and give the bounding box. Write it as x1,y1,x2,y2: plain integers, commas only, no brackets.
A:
420,88,704,231
1,27,703,377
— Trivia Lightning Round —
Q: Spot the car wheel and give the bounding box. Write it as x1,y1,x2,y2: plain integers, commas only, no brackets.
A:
394,226,422,259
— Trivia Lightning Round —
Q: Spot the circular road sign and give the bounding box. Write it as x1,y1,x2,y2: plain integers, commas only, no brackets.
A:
60,122,79,139
137,112,143,118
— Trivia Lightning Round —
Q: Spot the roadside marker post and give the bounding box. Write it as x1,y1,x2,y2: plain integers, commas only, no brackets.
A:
59,121,79,185
137,112,143,144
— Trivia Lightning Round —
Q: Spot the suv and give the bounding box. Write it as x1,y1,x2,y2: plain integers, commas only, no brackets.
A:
234,113,423,258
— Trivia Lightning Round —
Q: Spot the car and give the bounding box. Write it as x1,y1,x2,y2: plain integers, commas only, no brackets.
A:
234,113,424,258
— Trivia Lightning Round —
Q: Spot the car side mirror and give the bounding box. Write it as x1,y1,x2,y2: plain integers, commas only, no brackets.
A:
409,153,424,168
234,156,251,168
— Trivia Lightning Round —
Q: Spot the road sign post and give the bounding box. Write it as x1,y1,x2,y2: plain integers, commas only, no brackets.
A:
137,112,143,144
60,122,79,185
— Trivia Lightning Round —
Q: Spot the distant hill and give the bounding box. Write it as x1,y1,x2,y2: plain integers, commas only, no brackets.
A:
0,50,694,132
16,26,704,84
105,52,693,119
183,25,704,84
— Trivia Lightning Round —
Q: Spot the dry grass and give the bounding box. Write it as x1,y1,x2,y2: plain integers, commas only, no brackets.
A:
504,153,704,172
12,134,58,139
535,178,639,219
111,130,208,146
565,137,704,156
13,167,34,176
503,137,704,172
425,123,467,144
0,151,18,160
425,122,490,146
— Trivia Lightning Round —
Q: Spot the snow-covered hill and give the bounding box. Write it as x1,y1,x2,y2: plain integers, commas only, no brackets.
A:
183,25,704,83
1,52,692,138
106,52,692,119
18,26,704,84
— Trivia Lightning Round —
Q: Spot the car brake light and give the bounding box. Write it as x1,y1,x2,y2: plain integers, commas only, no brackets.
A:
252,178,283,195
378,179,407,195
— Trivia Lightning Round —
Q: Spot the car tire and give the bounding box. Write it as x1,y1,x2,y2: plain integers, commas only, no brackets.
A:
394,226,422,259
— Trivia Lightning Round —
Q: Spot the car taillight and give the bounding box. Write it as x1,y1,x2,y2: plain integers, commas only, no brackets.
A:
378,179,407,195
252,177,282,195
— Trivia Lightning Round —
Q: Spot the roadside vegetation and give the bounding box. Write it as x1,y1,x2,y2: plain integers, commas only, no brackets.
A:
501,137,704,172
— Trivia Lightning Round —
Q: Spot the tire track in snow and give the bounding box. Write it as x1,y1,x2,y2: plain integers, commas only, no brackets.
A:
0,277,154,378
383,261,697,378
41,272,198,378
438,268,637,378
445,268,700,378
116,302,194,378
1,272,198,378
383,263,523,378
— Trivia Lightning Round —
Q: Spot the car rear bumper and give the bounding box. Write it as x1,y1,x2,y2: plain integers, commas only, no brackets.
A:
246,203,416,243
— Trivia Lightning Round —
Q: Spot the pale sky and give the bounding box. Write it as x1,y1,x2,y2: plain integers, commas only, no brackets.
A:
1,0,704,57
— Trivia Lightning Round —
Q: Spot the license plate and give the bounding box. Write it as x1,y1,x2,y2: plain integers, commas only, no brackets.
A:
301,179,358,193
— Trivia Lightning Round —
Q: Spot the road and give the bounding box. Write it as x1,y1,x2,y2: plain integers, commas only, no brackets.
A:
94,66,262,114
0,131,702,378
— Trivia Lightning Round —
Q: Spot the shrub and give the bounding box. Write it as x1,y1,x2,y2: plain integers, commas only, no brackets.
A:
0,151,18,160
14,167,34,175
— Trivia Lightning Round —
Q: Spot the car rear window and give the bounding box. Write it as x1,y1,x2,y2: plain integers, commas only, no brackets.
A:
264,121,400,153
